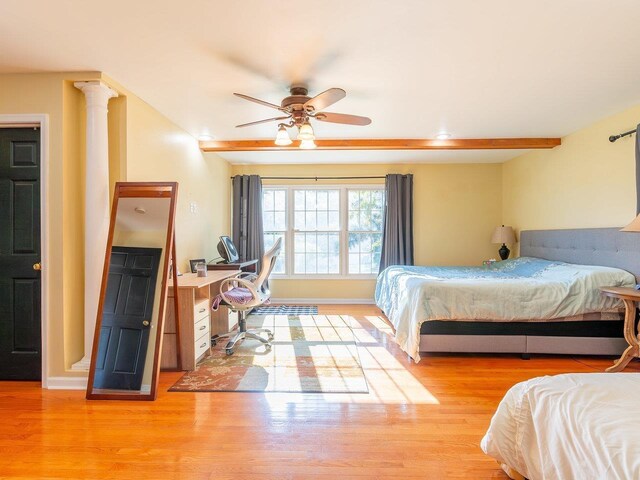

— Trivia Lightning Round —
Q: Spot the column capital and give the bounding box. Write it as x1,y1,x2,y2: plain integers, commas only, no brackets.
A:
74,81,118,103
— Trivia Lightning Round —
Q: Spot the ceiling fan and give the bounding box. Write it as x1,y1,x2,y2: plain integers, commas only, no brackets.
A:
233,85,372,149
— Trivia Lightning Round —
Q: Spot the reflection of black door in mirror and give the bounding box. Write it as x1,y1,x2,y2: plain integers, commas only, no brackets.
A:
94,246,162,390
0,127,41,380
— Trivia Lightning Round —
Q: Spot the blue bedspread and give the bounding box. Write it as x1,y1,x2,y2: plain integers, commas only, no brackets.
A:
375,257,634,361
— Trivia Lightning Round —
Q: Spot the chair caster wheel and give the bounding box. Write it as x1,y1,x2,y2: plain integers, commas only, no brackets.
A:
225,348,234,356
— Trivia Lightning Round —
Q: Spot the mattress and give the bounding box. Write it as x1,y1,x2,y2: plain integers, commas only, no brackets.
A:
481,373,640,479
375,257,635,361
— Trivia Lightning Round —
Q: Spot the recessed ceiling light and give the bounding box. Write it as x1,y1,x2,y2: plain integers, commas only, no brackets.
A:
436,133,451,140
198,134,214,141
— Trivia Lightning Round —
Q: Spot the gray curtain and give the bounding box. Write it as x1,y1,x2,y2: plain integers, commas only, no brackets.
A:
232,175,264,268
379,174,414,271
636,124,640,214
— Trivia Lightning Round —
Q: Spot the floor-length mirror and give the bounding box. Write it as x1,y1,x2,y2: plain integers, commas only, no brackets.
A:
87,182,178,400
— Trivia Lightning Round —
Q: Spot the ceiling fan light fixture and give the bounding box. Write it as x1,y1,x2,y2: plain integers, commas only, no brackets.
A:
299,138,317,150
274,124,292,146
297,121,315,141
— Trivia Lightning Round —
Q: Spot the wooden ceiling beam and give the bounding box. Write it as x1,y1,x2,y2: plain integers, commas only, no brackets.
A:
199,138,561,152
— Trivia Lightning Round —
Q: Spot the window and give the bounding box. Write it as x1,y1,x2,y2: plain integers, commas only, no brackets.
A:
294,189,340,274
262,188,286,274
262,186,385,277
348,189,384,274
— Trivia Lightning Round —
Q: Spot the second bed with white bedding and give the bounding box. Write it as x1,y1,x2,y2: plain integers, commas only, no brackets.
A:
481,372,640,480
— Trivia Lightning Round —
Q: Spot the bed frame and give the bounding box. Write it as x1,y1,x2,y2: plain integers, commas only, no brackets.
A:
419,227,640,357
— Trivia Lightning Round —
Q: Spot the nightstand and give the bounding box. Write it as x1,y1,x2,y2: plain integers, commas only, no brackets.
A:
599,286,640,372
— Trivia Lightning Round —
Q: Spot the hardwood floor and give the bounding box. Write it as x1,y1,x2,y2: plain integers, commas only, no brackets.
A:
1,304,638,479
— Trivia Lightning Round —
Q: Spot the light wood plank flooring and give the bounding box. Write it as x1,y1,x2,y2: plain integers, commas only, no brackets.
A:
1,304,637,479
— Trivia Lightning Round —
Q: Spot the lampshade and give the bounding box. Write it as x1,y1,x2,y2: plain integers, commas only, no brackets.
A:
297,121,314,141
491,225,516,245
299,138,317,149
274,124,292,146
621,214,640,232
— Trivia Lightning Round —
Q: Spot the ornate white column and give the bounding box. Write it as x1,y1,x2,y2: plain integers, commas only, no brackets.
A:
71,81,118,371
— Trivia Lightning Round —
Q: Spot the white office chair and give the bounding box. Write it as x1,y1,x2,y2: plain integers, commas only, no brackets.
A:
215,237,282,355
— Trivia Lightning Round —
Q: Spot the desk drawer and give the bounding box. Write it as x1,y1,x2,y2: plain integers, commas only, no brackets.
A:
194,316,209,340
195,332,210,360
194,300,210,322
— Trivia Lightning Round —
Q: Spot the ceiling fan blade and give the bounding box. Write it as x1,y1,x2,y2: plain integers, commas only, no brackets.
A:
314,112,372,126
235,116,291,128
303,88,346,111
234,92,285,111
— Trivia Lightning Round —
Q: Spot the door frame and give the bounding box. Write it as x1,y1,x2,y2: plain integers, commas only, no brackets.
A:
0,114,50,387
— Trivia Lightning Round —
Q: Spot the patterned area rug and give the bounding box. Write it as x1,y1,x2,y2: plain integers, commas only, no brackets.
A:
250,305,318,315
169,314,368,393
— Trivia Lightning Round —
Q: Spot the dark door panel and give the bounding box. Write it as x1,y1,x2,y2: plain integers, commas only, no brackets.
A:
92,246,161,390
0,128,41,380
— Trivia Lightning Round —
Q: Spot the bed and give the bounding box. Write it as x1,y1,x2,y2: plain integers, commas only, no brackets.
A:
375,228,640,361
481,373,640,479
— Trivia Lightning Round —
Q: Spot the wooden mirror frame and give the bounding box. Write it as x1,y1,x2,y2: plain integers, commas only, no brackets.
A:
86,182,180,401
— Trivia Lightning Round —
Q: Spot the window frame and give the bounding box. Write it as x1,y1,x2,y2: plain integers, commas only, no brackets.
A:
346,189,385,275
262,188,288,275
263,184,385,280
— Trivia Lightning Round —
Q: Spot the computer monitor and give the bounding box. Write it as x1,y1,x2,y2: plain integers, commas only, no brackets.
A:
217,236,239,263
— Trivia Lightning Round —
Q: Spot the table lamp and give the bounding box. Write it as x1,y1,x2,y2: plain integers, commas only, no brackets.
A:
491,225,516,260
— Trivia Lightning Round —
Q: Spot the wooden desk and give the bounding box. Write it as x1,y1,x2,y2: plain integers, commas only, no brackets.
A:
162,270,240,371
207,258,258,273
600,286,640,372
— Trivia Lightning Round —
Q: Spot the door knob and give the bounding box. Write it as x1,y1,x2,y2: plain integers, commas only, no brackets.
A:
142,320,150,327
33,262,41,271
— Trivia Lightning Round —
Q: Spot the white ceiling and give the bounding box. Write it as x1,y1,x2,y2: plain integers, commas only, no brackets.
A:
2,0,640,164
116,198,170,232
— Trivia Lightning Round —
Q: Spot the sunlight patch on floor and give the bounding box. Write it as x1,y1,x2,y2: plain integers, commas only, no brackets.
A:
262,314,439,407
364,315,394,334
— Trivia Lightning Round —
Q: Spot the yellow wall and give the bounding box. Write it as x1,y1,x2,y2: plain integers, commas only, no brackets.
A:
116,88,231,273
107,94,127,199
0,72,99,379
503,102,640,252
231,163,503,299
0,72,231,380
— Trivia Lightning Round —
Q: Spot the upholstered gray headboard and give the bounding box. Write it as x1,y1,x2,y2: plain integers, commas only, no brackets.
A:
520,227,640,281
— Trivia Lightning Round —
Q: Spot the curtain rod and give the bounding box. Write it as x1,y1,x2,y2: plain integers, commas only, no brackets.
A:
230,175,411,180
609,128,637,143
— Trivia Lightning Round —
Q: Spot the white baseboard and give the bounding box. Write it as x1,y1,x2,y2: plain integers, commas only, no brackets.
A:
271,297,375,305
46,376,88,390
45,376,152,393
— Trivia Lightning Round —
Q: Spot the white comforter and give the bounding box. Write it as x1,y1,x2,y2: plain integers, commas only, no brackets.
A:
374,257,635,361
481,373,640,480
